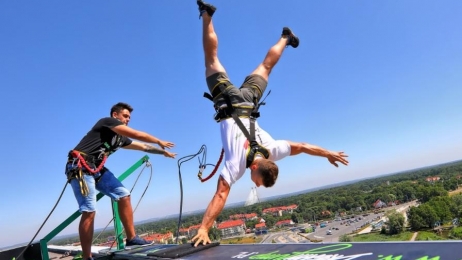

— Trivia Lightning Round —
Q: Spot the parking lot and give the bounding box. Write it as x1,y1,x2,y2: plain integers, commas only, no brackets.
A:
260,201,416,243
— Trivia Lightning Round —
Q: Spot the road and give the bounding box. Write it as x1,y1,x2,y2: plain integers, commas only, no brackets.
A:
260,201,417,243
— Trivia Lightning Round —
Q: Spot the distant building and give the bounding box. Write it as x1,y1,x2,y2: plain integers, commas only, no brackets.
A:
144,232,173,244
229,213,258,221
387,200,400,207
373,199,386,209
254,222,267,235
255,223,266,230
262,204,298,216
178,224,202,238
426,176,441,183
217,220,246,238
275,219,295,228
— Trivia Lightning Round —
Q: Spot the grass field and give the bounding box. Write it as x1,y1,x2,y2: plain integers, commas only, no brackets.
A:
415,231,445,241
352,231,414,242
220,236,263,244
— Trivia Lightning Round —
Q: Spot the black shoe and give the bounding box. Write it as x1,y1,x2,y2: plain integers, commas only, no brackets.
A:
282,27,299,48
197,0,217,19
126,235,152,246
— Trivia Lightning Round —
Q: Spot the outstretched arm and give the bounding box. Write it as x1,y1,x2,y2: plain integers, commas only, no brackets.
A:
111,125,174,149
192,176,230,247
287,141,349,167
123,141,176,158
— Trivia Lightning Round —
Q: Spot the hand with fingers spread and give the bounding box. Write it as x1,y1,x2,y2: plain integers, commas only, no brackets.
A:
158,140,175,150
191,228,211,247
327,151,349,167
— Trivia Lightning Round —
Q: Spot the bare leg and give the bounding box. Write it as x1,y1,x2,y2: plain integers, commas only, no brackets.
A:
79,211,95,259
250,37,289,81
118,196,136,240
201,13,226,77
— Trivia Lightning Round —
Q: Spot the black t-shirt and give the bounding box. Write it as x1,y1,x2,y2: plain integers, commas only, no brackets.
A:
72,117,132,160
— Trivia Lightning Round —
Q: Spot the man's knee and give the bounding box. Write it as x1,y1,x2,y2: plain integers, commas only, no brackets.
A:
118,195,131,203
251,64,271,81
80,211,96,224
205,62,226,78
82,211,96,217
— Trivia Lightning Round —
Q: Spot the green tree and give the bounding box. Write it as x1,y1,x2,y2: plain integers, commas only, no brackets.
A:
386,211,405,234
408,207,426,230
418,204,439,228
208,227,221,241
450,227,462,239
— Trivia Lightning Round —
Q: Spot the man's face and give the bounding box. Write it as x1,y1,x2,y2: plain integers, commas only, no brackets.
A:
251,169,263,187
112,109,131,125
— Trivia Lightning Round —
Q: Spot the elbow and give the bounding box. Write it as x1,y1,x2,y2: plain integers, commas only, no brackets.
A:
215,190,228,201
214,186,230,202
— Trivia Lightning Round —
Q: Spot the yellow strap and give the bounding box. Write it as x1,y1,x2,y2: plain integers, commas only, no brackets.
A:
77,168,90,197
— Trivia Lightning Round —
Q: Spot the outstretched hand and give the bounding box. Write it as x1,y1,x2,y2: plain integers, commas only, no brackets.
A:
327,151,349,167
163,151,177,159
191,228,211,247
158,140,174,150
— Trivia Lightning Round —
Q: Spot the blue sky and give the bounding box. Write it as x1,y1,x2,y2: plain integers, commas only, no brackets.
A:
1,0,461,248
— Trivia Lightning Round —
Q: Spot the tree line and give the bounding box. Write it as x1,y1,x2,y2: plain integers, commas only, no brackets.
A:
51,160,462,245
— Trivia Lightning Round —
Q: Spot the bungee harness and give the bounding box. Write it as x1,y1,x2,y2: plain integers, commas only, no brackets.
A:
203,81,271,178
66,150,108,196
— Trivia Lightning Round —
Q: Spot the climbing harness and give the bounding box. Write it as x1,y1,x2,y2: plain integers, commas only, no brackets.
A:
204,82,272,169
67,150,108,196
69,150,108,174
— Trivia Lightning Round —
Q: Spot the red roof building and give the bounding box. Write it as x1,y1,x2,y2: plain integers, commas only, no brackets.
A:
373,199,386,209
217,220,246,238
255,223,266,230
144,232,173,244
262,204,298,216
275,219,295,228
229,213,258,221
426,176,441,182
178,224,202,238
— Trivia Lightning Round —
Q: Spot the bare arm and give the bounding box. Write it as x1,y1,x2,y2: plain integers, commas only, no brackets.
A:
111,125,174,149
192,176,230,246
287,141,349,167
201,176,230,230
123,141,176,158
288,141,330,157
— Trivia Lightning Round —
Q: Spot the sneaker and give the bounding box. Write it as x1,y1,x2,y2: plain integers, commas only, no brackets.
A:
282,27,299,48
125,235,152,246
197,0,217,19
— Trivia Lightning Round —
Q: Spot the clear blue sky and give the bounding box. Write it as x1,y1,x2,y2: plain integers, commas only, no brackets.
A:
1,0,461,248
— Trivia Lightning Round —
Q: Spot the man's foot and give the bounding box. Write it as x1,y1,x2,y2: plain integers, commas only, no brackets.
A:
282,27,299,48
125,235,152,246
197,0,216,19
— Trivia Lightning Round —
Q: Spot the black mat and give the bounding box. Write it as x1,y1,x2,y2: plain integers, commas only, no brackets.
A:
146,242,219,259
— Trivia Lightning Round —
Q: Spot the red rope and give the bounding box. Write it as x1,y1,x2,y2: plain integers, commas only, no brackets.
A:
199,148,224,183
71,150,107,175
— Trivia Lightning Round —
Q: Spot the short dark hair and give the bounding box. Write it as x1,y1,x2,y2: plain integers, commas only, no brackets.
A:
258,159,279,187
110,102,133,116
